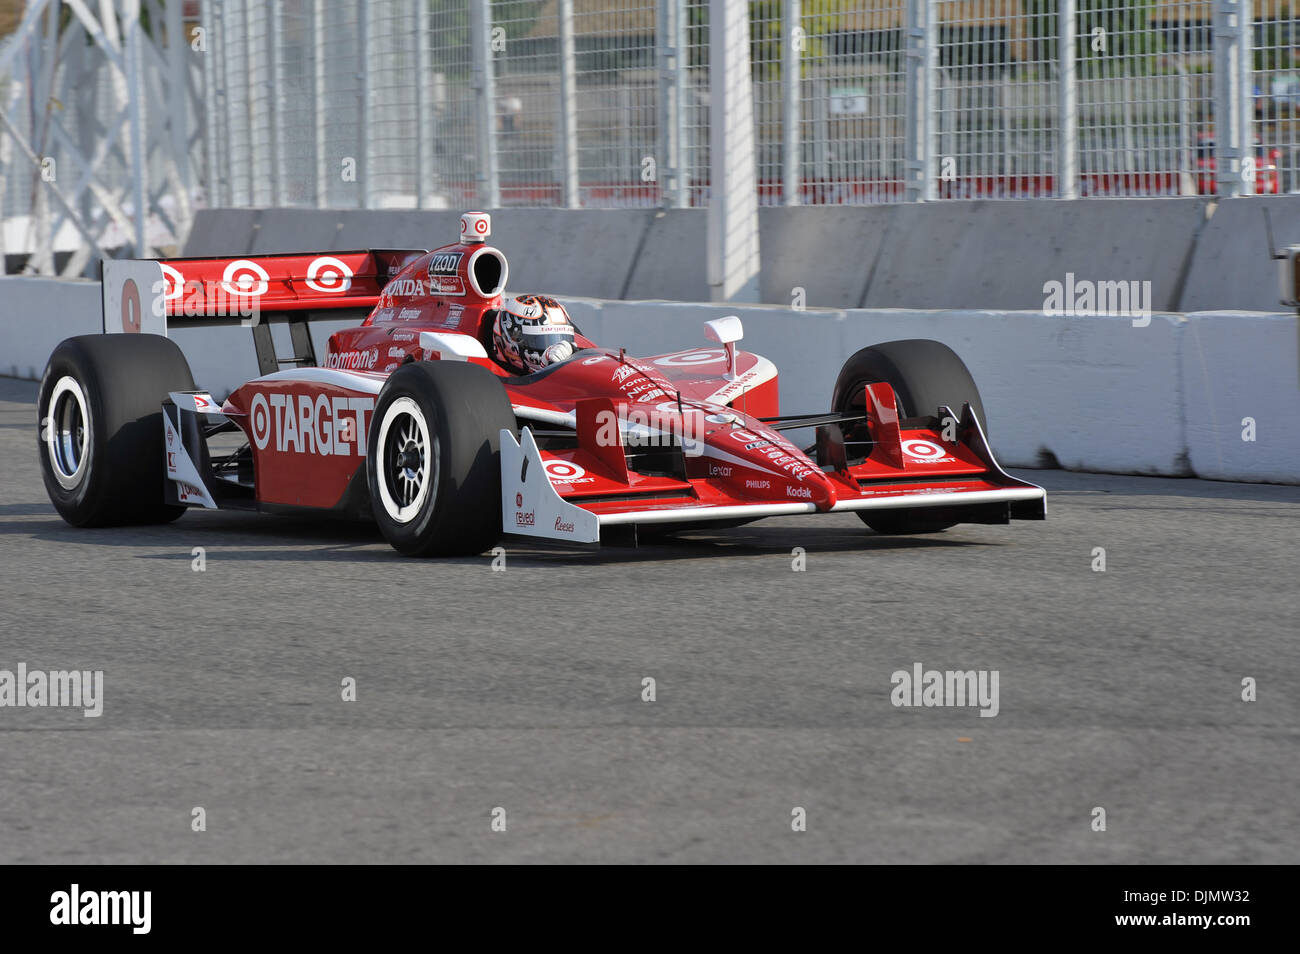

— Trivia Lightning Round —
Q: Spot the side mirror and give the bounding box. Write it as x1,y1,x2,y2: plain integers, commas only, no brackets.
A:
704,315,743,379
704,315,744,345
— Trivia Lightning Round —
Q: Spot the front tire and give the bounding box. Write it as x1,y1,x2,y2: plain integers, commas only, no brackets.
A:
831,339,986,536
367,361,516,556
38,334,195,527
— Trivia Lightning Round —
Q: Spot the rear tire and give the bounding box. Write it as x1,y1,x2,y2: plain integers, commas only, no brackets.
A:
367,361,516,556
37,334,195,527
831,339,985,535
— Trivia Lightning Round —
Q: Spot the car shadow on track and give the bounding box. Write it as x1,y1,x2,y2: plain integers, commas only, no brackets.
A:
0,508,996,566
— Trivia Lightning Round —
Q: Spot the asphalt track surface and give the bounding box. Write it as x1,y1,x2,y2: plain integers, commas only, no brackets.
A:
1,375,1296,864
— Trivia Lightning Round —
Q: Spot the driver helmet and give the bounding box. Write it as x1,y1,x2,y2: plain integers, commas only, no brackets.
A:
491,294,577,374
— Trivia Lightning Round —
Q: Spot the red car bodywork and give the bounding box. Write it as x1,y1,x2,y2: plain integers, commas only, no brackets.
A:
108,217,1043,545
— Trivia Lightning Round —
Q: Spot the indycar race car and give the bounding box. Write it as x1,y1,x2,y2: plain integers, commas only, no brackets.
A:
37,212,1044,556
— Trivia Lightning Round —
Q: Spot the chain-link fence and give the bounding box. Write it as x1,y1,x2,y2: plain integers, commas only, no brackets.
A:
5,0,1297,234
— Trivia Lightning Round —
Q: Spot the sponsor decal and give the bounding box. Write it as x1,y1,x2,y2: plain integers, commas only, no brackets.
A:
304,256,353,293
745,479,770,489
554,516,576,534
427,251,465,297
324,349,378,370
249,391,374,456
397,308,422,321
654,348,726,367
583,355,607,365
220,260,270,297
390,331,415,342
708,464,732,477
515,492,523,507
387,346,406,359
164,420,179,475
429,276,464,296
387,278,426,297
515,510,536,527
786,486,813,499
160,263,185,300
902,439,957,463
428,252,463,276
445,302,465,324
705,365,770,405
176,481,204,503
544,460,587,483
744,440,771,450
372,308,396,321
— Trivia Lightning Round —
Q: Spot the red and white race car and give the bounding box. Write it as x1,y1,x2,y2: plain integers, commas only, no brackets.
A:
37,212,1044,556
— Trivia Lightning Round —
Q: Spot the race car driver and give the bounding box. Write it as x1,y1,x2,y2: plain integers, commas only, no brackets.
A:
490,294,578,374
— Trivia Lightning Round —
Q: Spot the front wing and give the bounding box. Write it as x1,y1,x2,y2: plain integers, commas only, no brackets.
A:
500,402,1045,545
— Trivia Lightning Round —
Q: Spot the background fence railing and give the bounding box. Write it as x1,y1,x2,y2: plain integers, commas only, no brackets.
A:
2,0,1298,271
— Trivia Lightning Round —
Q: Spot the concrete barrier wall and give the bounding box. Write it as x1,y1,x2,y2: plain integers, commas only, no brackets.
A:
1179,195,1300,314
3,276,1296,482
1180,311,1300,483
0,279,100,379
183,197,1230,312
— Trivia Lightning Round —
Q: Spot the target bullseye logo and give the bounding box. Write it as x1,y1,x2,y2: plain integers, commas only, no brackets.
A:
654,349,726,367
160,263,185,301
902,439,946,460
250,393,271,449
305,256,353,293
221,259,269,297
544,460,586,482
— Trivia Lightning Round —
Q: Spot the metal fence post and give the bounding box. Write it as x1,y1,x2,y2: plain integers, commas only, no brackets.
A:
312,0,328,208
903,0,925,201
240,0,257,206
358,0,371,209
707,0,760,301
782,0,801,206
471,0,499,208
1239,0,1255,196
201,0,221,208
922,0,937,200
268,3,283,206
558,0,580,208
165,0,192,224
415,0,429,208
657,0,679,207
1058,0,1078,199
125,0,147,254
1214,0,1246,198
219,0,235,207
673,0,689,207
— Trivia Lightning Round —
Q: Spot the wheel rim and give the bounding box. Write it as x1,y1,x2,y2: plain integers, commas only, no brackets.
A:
46,375,90,490
374,396,438,524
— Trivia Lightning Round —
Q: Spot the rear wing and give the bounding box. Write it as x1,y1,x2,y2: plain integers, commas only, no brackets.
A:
102,250,426,374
